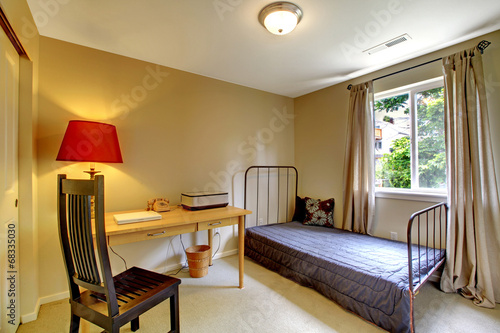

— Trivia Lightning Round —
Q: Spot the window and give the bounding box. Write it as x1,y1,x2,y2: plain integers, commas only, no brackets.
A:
374,78,446,194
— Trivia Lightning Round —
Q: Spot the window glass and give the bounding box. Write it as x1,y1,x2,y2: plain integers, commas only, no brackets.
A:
416,87,446,189
374,93,410,188
374,79,446,192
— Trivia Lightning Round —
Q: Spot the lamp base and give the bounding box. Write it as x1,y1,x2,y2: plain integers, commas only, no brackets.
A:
84,168,101,179
84,167,100,219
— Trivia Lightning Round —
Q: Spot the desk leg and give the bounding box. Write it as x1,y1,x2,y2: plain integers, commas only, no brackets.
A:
238,215,244,289
208,228,213,266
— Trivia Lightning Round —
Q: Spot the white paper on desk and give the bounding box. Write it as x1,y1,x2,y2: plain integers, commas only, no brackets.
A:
113,211,162,224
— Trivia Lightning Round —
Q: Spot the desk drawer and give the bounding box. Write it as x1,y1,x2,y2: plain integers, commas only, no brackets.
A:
108,224,197,246
197,218,235,231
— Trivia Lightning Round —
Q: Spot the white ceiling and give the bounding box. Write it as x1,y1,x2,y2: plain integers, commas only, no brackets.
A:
26,0,500,98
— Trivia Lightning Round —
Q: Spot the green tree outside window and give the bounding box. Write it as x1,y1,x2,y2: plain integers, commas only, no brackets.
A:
375,86,446,190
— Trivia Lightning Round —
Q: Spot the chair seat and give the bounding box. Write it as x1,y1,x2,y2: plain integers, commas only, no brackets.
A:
75,267,181,327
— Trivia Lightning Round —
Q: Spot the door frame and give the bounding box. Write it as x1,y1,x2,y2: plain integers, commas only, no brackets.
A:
0,5,29,332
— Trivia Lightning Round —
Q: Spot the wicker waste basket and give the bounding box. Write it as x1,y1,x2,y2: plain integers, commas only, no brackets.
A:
185,245,211,278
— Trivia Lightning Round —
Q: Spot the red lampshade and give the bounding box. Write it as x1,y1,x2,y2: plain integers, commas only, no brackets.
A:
56,120,123,163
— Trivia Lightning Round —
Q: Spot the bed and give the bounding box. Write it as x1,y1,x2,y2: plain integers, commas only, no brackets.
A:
243,166,447,333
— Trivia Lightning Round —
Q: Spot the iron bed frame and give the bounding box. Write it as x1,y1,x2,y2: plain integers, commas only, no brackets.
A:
407,202,448,332
244,165,448,333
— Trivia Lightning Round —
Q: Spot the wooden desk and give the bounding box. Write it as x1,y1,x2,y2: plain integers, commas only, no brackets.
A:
104,206,251,288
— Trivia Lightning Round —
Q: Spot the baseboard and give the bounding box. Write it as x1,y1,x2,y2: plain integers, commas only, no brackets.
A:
21,291,69,324
20,299,40,324
39,290,70,305
429,270,442,283
213,248,238,260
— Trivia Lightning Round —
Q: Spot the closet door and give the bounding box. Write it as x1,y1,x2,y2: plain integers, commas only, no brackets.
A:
0,25,20,333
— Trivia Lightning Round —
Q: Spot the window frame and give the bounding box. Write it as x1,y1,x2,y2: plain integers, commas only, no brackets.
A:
373,77,447,200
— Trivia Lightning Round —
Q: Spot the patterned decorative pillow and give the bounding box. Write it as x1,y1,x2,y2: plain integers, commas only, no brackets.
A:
303,197,335,227
292,196,306,222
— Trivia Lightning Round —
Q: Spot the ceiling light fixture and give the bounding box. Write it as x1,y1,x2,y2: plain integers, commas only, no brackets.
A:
259,2,303,35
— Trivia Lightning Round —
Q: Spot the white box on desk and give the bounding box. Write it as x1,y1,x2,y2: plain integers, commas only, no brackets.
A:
181,191,228,210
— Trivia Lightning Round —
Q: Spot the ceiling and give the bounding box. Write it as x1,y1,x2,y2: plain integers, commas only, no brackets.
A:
26,0,500,98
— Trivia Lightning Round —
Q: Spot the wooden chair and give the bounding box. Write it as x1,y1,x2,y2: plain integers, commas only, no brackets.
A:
57,174,181,333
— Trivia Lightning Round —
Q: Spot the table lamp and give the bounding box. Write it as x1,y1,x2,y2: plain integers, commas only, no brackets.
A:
56,120,123,179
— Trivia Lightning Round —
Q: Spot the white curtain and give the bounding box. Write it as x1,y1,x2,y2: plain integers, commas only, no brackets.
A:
440,46,500,308
342,82,375,234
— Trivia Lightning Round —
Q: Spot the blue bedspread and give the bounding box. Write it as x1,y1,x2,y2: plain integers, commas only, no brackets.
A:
245,222,444,333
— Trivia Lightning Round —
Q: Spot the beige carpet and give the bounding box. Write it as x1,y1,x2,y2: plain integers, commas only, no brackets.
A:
17,255,500,332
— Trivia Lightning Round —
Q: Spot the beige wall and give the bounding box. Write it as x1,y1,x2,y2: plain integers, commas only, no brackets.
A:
0,0,40,322
36,36,294,301
295,30,500,239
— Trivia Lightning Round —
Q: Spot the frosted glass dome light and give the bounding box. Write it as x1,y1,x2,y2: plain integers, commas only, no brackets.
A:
259,2,303,35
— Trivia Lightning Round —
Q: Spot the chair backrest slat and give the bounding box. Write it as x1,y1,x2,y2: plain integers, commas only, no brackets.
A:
67,193,101,285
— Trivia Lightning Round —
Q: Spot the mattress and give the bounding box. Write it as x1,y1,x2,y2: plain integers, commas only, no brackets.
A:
244,221,444,333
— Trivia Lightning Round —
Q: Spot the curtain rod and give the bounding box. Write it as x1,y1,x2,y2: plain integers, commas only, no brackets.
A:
346,40,491,90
